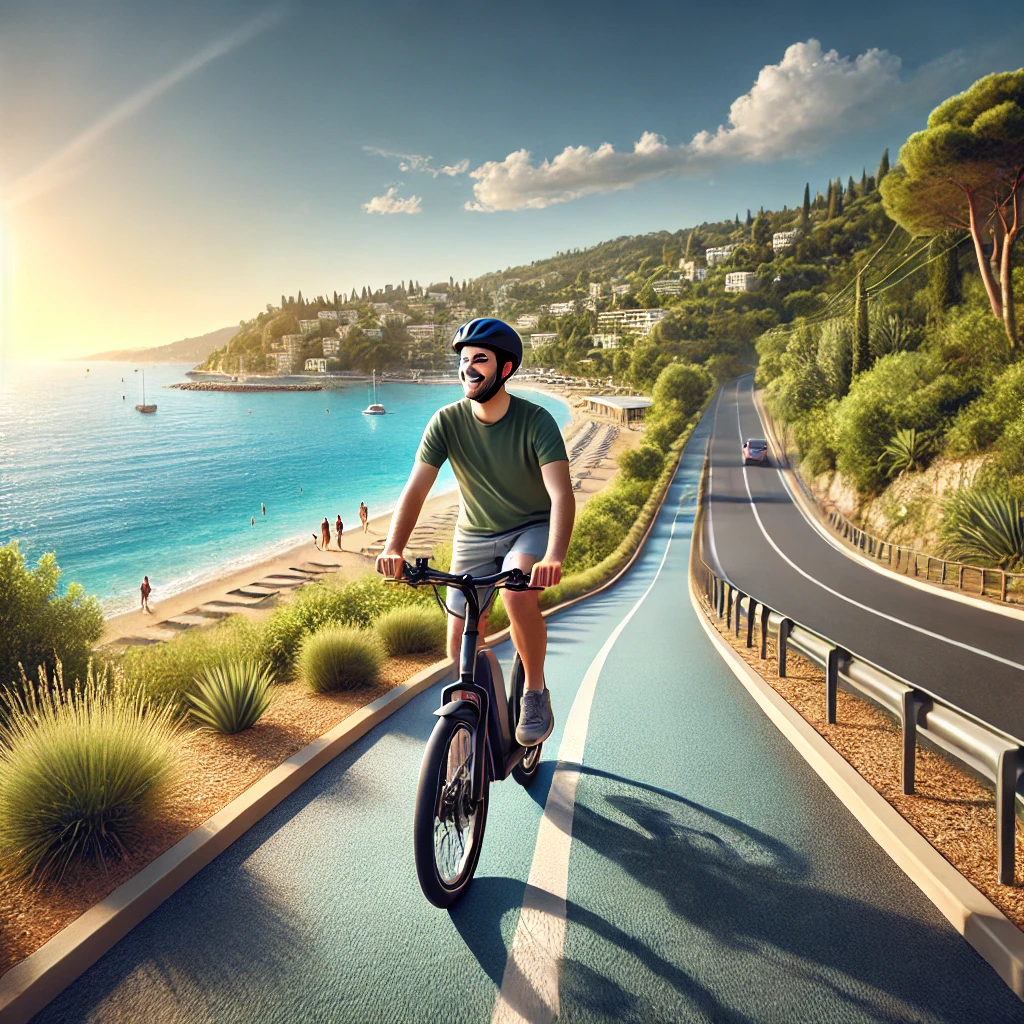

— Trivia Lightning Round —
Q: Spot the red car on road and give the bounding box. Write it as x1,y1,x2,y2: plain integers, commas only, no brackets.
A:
743,438,769,465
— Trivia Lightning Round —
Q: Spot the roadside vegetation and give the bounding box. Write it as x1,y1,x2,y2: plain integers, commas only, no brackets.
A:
755,70,1024,570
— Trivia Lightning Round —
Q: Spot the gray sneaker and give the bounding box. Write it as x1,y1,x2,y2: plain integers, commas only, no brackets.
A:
516,687,554,747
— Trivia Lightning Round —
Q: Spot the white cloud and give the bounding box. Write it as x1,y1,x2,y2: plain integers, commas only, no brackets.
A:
363,147,468,178
467,39,906,212
362,187,422,215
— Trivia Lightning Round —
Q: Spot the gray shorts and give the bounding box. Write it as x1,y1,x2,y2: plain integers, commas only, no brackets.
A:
446,521,549,618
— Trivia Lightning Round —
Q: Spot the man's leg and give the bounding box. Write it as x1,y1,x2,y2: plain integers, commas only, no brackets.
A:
502,551,545,691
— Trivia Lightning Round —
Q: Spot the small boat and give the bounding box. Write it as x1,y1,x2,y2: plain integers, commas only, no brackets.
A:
362,370,386,415
135,368,157,414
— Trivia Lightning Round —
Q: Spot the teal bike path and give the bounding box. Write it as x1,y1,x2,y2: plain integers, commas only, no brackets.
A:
32,411,1022,1023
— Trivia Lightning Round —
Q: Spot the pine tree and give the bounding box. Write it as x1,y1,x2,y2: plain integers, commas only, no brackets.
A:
867,175,876,193
745,209,753,227
801,183,811,231
877,148,890,183
852,274,871,375
827,180,838,220
734,213,740,226
860,168,868,195
847,176,857,201
835,178,844,217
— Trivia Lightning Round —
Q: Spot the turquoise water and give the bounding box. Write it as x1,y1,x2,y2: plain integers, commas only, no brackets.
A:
0,362,570,615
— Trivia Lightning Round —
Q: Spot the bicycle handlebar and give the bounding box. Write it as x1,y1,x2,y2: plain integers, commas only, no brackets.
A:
384,558,538,594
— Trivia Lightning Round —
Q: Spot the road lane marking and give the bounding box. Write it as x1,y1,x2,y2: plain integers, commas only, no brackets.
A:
491,467,692,1024
726,388,1024,675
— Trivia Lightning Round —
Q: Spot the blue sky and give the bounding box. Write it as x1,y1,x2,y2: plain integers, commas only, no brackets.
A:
2,0,1022,356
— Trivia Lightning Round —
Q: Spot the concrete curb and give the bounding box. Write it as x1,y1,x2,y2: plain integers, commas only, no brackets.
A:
750,385,1024,625
2,426,694,1024
688,565,1024,1001
0,657,456,1024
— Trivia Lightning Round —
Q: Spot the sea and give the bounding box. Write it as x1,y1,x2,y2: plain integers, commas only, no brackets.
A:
0,362,571,616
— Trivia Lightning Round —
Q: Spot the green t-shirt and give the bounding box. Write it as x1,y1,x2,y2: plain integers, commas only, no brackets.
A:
416,394,568,535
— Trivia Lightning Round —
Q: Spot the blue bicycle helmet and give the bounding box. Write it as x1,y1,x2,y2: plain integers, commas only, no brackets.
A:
451,318,523,374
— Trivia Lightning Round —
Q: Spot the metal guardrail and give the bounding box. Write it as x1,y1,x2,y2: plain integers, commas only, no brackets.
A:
825,508,1024,605
692,443,1023,885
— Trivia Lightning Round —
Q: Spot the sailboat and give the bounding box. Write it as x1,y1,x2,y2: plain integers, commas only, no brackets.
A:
361,369,385,415
135,368,157,414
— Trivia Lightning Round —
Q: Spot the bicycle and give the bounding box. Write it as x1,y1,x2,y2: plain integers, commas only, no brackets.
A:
387,556,544,907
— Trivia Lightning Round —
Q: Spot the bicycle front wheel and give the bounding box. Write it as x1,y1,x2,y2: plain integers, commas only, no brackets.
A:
414,715,488,907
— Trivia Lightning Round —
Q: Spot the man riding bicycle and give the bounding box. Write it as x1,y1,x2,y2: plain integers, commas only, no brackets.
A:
376,317,574,747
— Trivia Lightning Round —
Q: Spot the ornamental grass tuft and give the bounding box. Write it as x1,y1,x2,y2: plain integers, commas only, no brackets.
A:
0,662,178,881
188,660,274,734
299,626,383,693
375,605,447,657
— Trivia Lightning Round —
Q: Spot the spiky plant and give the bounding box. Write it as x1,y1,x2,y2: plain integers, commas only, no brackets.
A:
0,662,178,880
870,310,914,356
877,428,931,478
187,661,274,734
941,487,1024,569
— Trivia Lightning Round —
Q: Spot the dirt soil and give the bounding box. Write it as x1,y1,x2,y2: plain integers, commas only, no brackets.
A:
0,653,437,975
701,596,1024,933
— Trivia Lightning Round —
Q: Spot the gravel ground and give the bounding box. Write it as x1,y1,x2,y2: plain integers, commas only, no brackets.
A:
0,653,437,975
701,597,1024,934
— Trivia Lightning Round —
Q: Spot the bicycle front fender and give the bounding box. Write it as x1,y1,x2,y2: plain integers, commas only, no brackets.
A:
433,699,480,724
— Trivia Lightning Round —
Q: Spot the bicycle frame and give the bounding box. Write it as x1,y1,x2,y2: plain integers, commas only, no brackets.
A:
392,558,534,804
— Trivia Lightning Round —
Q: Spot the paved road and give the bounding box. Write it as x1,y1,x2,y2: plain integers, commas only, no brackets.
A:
707,377,1024,742
34,412,1022,1023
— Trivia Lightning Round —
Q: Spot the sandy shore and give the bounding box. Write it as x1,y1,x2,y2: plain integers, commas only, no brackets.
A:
100,389,639,648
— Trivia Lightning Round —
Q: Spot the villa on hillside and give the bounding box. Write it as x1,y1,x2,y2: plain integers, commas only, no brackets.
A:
592,333,621,349
305,358,328,372
705,244,738,267
679,259,708,282
652,278,683,296
529,332,558,348
547,301,579,317
516,313,540,329
611,283,631,297
299,319,320,334
772,229,800,252
597,308,668,337
725,272,759,293
322,337,340,356
318,310,341,320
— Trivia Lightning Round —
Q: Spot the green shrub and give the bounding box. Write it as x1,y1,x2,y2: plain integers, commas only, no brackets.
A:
618,445,664,482
375,606,447,657
644,412,687,453
187,661,274,734
877,428,933,479
0,662,177,880
947,362,1024,455
793,402,839,476
941,487,1024,570
0,543,103,697
121,616,261,707
651,362,714,421
563,510,627,574
299,626,383,693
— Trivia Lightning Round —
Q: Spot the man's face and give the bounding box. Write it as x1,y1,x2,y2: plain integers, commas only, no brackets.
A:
458,345,511,401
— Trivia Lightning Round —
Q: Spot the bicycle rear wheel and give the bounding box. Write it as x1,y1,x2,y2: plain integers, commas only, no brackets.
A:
414,715,488,907
509,653,542,787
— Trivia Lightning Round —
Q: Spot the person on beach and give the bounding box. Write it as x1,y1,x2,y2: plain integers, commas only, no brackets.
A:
140,576,152,614
312,532,320,550
321,517,331,550
335,515,343,550
359,502,369,533
377,318,573,747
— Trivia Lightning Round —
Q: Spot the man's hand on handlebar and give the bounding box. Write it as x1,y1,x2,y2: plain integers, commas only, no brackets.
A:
376,551,405,579
529,559,562,589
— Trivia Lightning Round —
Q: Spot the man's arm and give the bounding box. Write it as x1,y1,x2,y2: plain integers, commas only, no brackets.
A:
531,460,574,588
376,461,440,578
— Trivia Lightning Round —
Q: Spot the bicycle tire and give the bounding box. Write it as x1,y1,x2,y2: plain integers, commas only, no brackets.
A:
414,714,488,907
509,653,543,787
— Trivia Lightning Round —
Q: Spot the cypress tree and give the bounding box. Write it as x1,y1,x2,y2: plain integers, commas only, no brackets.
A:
835,178,844,216
801,183,811,231
853,274,871,375
827,180,838,220
745,209,753,227
877,148,890,183
734,213,740,226
860,168,868,195
847,175,857,201
281,294,286,310
928,232,963,312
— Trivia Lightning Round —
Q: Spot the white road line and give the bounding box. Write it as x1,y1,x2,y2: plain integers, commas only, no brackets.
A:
729,388,1024,675
492,471,691,1024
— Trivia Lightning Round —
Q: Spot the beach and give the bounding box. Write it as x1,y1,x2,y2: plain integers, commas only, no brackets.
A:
100,400,640,648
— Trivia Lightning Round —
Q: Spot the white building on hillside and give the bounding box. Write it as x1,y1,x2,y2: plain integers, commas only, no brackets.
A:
363,327,383,340
322,337,340,356
427,291,449,302
516,313,540,329
318,310,341,320
370,302,392,313
705,244,738,267
338,310,359,324
592,334,621,349
589,282,603,298
652,278,683,296
382,310,412,325
407,324,442,344
547,301,578,317
611,283,631,297
679,259,707,282
597,308,668,337
772,229,800,253
305,358,328,372
529,332,558,348
725,272,759,293
299,319,321,334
